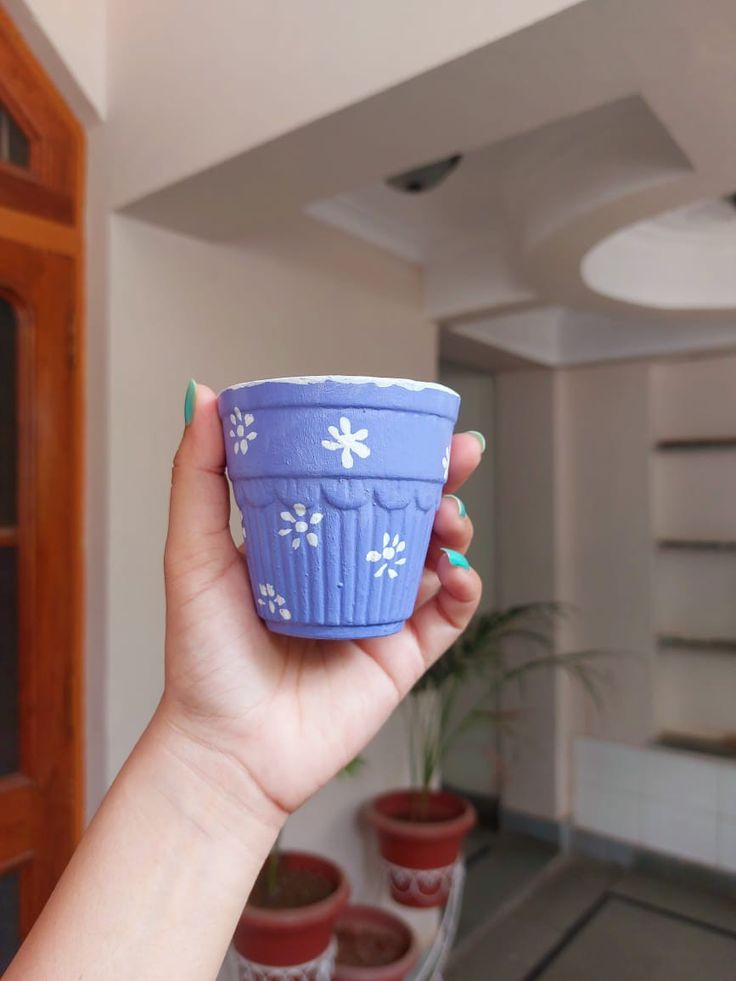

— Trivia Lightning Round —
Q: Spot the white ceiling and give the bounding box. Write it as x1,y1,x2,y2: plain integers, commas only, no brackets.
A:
123,0,736,368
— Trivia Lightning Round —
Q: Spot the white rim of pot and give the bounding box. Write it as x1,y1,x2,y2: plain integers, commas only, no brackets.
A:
220,375,460,398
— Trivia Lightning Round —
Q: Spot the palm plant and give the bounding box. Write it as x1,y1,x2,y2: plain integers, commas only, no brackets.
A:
405,602,607,816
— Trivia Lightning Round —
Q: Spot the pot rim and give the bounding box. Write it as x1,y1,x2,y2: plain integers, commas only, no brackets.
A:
219,375,460,399
334,904,419,979
241,850,350,929
366,788,476,841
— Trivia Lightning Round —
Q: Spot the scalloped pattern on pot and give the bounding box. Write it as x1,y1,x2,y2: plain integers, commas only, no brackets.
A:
384,859,458,907
239,478,438,513
235,938,336,981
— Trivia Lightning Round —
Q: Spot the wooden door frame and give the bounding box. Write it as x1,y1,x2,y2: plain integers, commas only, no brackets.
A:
0,3,84,933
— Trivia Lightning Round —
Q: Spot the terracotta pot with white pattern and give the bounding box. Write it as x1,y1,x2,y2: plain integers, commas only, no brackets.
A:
233,851,349,980
366,789,476,908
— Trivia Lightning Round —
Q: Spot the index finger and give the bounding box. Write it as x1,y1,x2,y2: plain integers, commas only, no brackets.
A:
443,431,485,494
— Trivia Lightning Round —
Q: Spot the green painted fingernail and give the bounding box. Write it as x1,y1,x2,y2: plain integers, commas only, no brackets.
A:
441,547,471,570
444,494,467,518
467,431,486,453
184,379,197,426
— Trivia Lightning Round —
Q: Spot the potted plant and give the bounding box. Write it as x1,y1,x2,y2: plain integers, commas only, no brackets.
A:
333,905,419,981
367,603,604,907
233,847,350,980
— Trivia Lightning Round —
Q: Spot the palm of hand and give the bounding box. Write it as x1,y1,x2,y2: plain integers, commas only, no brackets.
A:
163,386,481,815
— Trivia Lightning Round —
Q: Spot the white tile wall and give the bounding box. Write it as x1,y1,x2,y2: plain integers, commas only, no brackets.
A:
718,765,736,819
717,818,736,874
574,737,644,795
642,748,719,810
575,785,641,843
640,799,717,866
574,737,736,872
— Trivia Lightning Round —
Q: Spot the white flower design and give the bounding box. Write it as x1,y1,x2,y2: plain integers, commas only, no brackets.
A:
366,533,407,579
278,503,323,550
229,407,257,455
321,416,370,470
256,583,292,620
442,446,451,481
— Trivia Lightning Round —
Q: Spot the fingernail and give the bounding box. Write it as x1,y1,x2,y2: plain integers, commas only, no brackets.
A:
441,547,471,570
184,379,197,426
467,431,486,453
443,494,467,518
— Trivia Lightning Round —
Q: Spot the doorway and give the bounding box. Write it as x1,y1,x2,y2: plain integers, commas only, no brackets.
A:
0,7,83,968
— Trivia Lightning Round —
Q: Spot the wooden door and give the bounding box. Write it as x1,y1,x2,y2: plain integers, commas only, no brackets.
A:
0,6,83,969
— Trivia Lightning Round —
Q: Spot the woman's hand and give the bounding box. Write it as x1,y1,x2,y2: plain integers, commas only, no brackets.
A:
160,383,483,825
6,381,483,981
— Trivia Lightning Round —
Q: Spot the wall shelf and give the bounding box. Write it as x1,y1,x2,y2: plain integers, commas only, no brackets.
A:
658,730,736,760
657,538,736,551
657,633,736,654
655,436,736,451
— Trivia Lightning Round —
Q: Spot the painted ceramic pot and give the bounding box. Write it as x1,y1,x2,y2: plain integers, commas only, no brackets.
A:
218,375,460,640
366,789,476,908
233,851,349,979
333,905,419,981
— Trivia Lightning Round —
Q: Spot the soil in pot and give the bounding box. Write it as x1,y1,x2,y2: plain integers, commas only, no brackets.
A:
334,905,418,981
337,923,408,967
249,861,335,910
391,792,465,824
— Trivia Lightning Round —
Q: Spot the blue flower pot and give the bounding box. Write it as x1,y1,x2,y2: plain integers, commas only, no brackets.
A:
218,376,460,640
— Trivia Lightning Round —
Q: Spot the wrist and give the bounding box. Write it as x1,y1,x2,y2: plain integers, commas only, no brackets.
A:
147,702,287,846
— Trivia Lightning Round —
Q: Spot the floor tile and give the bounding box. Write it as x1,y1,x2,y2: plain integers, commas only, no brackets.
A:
537,897,736,981
518,856,616,933
448,912,561,981
613,868,736,933
457,831,557,939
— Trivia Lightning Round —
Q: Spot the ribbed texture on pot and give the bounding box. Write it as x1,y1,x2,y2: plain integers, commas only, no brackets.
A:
235,478,441,639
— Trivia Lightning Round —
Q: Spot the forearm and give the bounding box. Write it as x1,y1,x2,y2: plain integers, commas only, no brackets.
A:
8,706,283,981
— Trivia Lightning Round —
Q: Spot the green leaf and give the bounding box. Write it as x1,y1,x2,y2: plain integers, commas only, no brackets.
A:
406,603,616,789
340,755,366,778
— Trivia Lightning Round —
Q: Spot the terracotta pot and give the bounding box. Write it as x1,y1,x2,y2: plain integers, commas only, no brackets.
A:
367,789,476,907
334,905,419,981
234,851,350,971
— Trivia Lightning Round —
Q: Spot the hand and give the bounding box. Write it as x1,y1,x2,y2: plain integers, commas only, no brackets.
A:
160,384,483,824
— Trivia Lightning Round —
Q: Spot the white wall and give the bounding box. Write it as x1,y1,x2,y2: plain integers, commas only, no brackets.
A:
83,126,110,818
494,360,655,821
494,368,563,818
6,0,105,120
438,362,496,796
556,361,655,749
105,0,579,207
106,214,436,899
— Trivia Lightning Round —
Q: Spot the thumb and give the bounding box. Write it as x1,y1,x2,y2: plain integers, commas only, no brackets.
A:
165,381,237,581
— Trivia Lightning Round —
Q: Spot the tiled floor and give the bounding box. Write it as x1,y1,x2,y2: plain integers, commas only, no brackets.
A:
536,897,736,981
457,829,557,940
449,837,736,981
